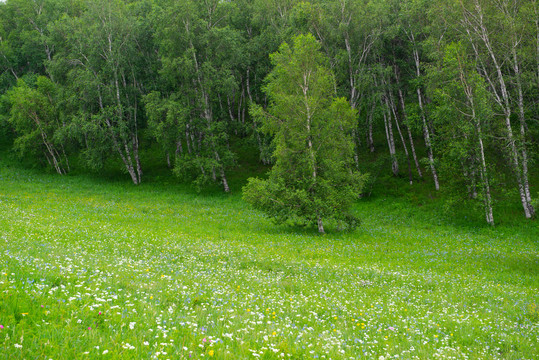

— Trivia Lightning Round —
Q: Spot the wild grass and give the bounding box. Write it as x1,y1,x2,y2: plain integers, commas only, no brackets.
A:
0,156,537,359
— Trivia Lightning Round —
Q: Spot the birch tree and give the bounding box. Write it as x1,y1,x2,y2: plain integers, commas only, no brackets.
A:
401,0,441,190
55,0,151,184
244,34,366,233
6,76,69,174
153,0,240,192
429,42,495,224
458,0,535,218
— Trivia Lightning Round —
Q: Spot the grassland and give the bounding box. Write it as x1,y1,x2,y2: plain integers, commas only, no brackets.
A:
0,159,538,359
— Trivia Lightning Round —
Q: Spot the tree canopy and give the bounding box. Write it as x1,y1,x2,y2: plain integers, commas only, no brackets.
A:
0,0,537,227
243,34,366,233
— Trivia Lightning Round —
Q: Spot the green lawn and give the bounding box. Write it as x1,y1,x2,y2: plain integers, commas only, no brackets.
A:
0,162,538,359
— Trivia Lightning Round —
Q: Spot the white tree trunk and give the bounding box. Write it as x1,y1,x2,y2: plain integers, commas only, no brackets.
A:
398,88,423,179
411,44,439,190
381,97,398,176
477,128,494,225
388,88,412,184
317,216,325,234
512,48,535,218
367,106,375,153
465,0,532,218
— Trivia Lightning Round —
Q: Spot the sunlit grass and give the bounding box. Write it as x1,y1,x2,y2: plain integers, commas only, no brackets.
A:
0,161,537,359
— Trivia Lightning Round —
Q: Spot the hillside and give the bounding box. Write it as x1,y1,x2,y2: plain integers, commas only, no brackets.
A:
0,159,537,359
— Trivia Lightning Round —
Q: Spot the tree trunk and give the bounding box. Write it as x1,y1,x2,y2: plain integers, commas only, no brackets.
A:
477,125,494,225
395,68,423,179
317,216,325,234
512,48,535,218
380,93,398,176
367,105,375,153
30,111,66,175
458,45,494,225
185,124,192,154
176,139,183,157
463,0,532,218
388,87,412,184
412,45,439,190
186,24,230,192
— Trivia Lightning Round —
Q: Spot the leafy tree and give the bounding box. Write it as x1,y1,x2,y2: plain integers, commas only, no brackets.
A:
53,0,154,184
428,42,495,224
150,0,246,192
5,75,69,174
243,34,366,233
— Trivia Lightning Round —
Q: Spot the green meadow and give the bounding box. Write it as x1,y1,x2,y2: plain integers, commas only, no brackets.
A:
0,160,538,360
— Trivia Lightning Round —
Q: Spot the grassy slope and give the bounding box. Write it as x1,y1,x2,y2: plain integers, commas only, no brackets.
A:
0,153,538,359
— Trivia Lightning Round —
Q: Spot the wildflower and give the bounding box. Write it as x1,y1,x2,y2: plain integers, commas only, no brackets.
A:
98,311,102,315
14,344,22,348
203,338,207,343
272,331,277,336
208,350,214,356
102,350,108,355
0,325,3,329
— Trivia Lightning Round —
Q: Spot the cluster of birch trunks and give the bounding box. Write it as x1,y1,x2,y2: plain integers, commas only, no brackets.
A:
0,0,537,225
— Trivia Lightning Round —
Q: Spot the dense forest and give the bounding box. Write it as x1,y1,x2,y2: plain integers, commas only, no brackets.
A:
0,0,537,227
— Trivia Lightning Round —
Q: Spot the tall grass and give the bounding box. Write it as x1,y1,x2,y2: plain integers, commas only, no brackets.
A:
0,153,537,359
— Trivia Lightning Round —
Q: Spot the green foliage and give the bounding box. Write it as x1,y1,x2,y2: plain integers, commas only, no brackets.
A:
0,0,536,220
48,0,156,183
4,75,69,173
143,91,188,158
244,34,367,232
0,159,538,359
427,42,497,223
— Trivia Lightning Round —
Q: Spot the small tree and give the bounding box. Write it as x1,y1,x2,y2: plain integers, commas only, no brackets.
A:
243,33,367,233
6,76,69,174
